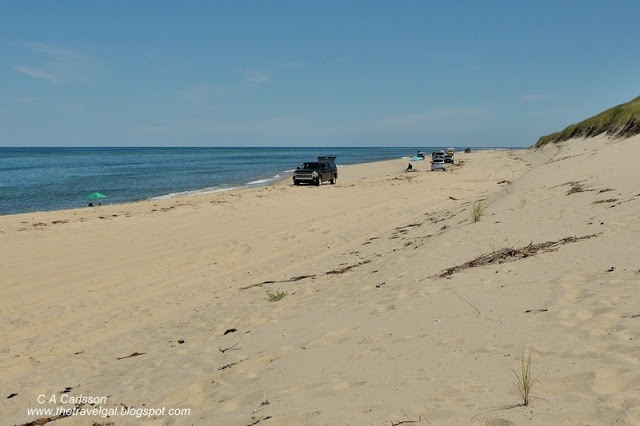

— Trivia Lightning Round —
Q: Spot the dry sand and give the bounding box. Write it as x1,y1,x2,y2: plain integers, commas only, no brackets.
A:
1,137,640,425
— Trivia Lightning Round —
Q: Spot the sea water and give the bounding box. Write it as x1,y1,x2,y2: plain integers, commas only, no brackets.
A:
0,146,452,216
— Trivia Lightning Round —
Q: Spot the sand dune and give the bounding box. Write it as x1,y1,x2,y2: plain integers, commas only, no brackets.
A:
2,138,640,425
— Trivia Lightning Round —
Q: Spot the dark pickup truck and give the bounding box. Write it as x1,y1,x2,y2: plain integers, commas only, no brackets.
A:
293,156,338,186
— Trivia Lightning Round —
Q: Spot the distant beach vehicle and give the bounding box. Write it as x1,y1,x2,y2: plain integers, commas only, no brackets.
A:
292,156,338,186
431,158,446,171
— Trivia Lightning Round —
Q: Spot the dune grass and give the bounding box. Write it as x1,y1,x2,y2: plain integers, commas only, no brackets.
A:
513,346,536,406
266,289,287,302
471,201,486,222
535,95,640,147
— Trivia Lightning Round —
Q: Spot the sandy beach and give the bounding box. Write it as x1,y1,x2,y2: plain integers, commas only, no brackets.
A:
2,137,640,425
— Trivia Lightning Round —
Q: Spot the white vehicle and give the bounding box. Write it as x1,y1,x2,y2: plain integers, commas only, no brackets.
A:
431,158,446,171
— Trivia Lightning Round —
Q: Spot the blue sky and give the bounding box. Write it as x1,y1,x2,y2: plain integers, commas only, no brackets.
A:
2,1,640,147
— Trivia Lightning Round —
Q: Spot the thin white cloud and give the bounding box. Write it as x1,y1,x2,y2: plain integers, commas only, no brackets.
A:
14,96,42,104
22,42,83,59
13,42,99,84
237,62,305,86
12,65,57,83
529,107,577,116
239,68,270,84
181,116,308,136
381,107,491,127
521,94,550,103
274,62,307,70
178,84,212,102
141,50,157,61
131,125,168,137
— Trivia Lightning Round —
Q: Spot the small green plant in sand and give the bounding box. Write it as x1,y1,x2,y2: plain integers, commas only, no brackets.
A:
513,345,537,406
471,201,487,222
266,289,287,302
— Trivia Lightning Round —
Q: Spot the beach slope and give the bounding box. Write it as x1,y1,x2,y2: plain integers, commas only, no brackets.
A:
2,139,640,425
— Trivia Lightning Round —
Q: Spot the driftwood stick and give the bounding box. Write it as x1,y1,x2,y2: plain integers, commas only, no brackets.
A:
391,410,422,425
218,358,247,371
239,281,276,291
116,352,146,360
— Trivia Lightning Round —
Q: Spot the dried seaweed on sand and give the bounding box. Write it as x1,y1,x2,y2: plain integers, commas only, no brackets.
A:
435,234,599,278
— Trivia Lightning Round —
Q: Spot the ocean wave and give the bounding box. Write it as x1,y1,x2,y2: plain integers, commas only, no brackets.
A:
151,186,241,200
152,173,285,200
245,173,283,186
245,178,272,185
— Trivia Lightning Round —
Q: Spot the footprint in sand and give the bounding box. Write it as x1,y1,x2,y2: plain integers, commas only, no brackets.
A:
545,371,596,392
592,369,640,394
391,334,429,344
483,417,516,426
320,327,358,346
348,347,385,360
331,380,368,390
358,333,392,344
369,304,396,316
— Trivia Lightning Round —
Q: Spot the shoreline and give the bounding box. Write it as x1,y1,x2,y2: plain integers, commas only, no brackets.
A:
1,156,411,220
0,155,421,219
0,147,520,218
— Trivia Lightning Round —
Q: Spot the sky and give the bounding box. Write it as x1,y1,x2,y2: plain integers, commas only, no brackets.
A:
2,1,640,148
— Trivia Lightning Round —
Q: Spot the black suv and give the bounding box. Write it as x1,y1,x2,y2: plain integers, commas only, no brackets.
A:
293,156,338,186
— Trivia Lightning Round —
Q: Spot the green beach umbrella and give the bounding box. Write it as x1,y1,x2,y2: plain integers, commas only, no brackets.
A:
86,192,107,200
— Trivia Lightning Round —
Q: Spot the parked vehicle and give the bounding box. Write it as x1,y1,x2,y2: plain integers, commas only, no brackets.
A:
293,156,338,186
431,158,446,171
444,154,454,164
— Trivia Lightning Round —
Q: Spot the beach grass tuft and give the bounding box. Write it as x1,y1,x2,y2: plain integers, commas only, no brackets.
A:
471,201,486,222
266,289,287,302
513,345,536,406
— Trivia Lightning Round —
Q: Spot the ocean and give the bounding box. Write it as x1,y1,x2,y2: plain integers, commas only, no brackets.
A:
0,146,455,216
